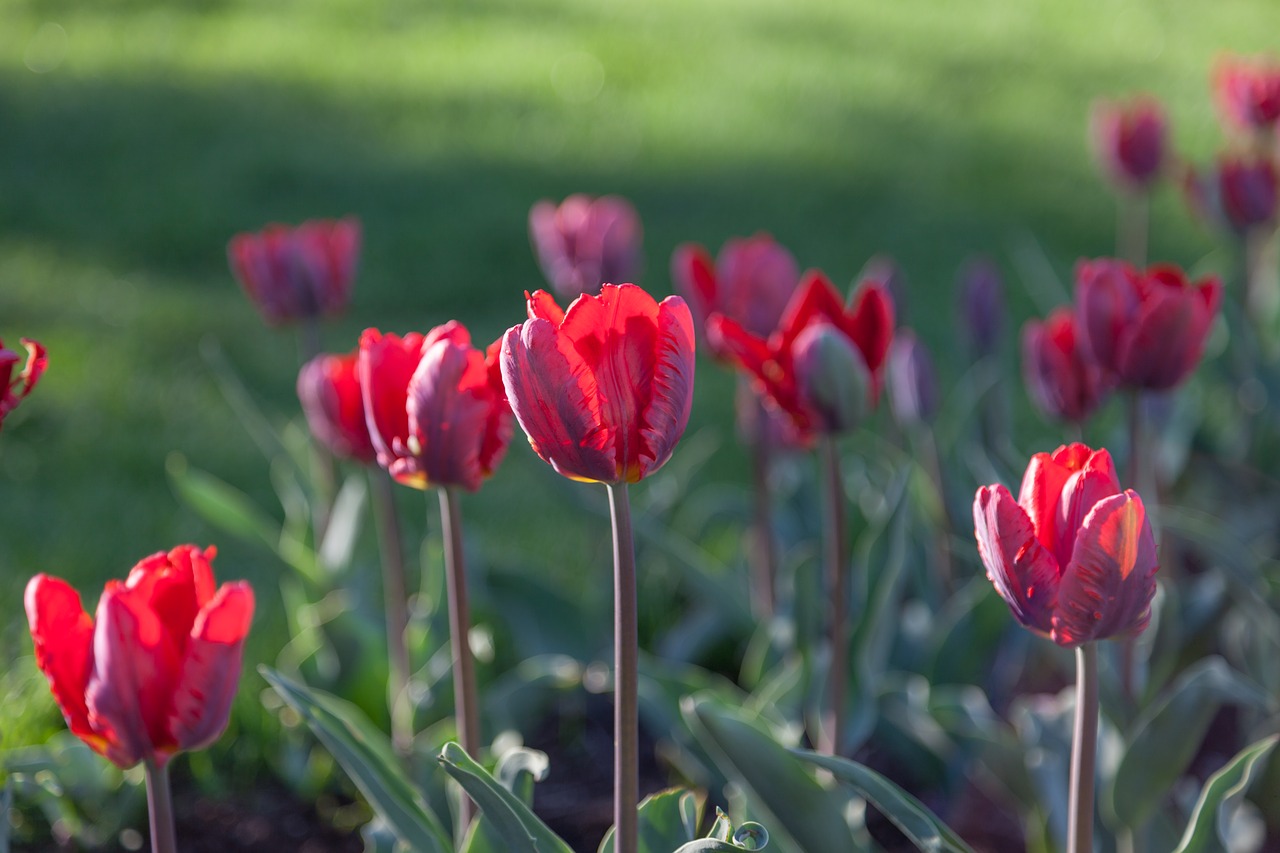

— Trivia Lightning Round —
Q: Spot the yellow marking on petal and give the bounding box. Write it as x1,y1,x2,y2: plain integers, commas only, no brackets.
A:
1116,499,1141,579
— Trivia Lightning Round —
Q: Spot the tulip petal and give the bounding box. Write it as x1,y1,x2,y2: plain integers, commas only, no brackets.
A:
25,575,100,752
526,290,566,325
973,485,1059,635
359,329,424,471
670,244,718,330
169,582,254,753
1054,454,1123,569
477,339,514,480
1115,288,1201,390
776,271,845,354
635,296,696,480
406,338,492,490
845,281,895,379
1053,491,1158,647
1017,450,1074,559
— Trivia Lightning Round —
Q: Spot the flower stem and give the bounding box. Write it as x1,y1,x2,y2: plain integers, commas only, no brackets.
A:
1068,643,1100,853
438,486,479,831
144,760,178,853
1118,191,1148,268
370,468,413,756
298,321,334,544
750,418,777,620
818,436,848,756
606,483,639,853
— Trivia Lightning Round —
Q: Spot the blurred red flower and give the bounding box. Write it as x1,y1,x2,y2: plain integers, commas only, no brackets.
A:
26,546,254,768
0,337,47,430
1217,153,1280,232
529,195,642,299
1090,95,1168,190
298,349,377,464
360,323,512,492
227,217,361,326
500,283,695,483
973,444,1158,647
1214,54,1280,133
1021,309,1111,423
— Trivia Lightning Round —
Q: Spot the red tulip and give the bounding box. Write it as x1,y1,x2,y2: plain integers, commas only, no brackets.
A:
1,337,47,430
298,350,377,464
529,195,642,299
1090,95,1168,190
359,323,512,492
500,283,695,484
1021,309,1111,423
973,444,1158,647
227,217,361,326
671,233,800,351
1214,54,1280,133
25,546,254,769
1075,259,1221,391
708,270,893,437
1218,153,1279,232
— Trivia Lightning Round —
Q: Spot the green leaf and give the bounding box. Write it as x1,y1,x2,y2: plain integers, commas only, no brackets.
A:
1173,734,1279,853
1108,657,1274,829
259,667,450,853
684,696,860,852
437,742,574,853
599,789,701,853
791,750,974,853
495,747,550,807
166,452,280,550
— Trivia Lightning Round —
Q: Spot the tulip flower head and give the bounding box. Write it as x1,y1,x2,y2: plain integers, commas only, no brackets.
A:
1214,54,1280,134
957,257,1005,359
973,445,1158,647
360,323,513,492
1075,259,1222,391
709,270,894,438
227,217,361,326
25,546,254,769
1021,309,1111,424
1090,95,1168,191
298,350,377,464
500,283,695,484
529,195,642,299
887,330,940,427
0,337,47,430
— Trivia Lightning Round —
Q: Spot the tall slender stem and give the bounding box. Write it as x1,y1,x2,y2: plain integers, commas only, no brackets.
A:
749,423,777,620
606,483,639,853
144,760,178,853
1069,643,1100,853
438,487,479,831
1118,192,1148,268
298,321,335,544
370,468,413,756
818,436,848,756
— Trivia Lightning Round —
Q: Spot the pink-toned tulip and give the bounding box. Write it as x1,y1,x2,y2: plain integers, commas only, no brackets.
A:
1,337,47,430
25,546,254,769
227,218,361,326
529,195,642,299
500,284,695,484
298,350,377,464
1022,309,1111,423
1075,259,1222,391
1214,54,1280,134
973,444,1158,647
671,233,800,350
359,324,512,492
1090,95,1168,190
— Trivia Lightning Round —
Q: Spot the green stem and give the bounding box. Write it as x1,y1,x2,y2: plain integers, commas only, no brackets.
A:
144,760,178,853
370,468,413,756
750,420,777,620
818,436,848,756
607,483,639,853
1118,191,1148,268
438,487,479,831
1068,643,1100,853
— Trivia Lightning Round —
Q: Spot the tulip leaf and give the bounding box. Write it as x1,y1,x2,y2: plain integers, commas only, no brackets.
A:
259,667,450,853
494,748,550,807
437,742,574,853
166,453,280,551
1108,657,1274,829
598,788,700,853
791,749,975,853
683,695,860,852
1173,734,1279,853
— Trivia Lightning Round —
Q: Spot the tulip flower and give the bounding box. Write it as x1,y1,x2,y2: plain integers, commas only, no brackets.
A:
1217,153,1279,234
227,217,361,327
529,194,642,299
887,330,939,427
298,350,377,464
0,337,47,431
1089,96,1168,191
1214,54,1280,134
1074,259,1221,392
957,257,1004,359
1021,309,1111,424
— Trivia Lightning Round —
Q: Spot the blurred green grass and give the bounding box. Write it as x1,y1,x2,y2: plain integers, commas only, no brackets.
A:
0,0,1273,755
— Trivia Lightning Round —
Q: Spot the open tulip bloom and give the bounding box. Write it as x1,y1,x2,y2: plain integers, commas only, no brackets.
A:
0,336,47,431
26,545,254,853
1214,54,1280,136
1021,308,1112,425
529,194,643,299
298,349,378,465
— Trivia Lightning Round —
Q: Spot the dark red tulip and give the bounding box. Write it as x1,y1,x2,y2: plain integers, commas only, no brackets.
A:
1075,259,1221,391
887,330,939,426
360,323,512,492
1,337,47,430
1022,309,1111,423
26,546,254,768
709,270,894,438
973,444,1158,647
1214,54,1280,133
500,284,695,484
227,218,361,326
671,233,800,349
1218,153,1279,232
1090,95,1168,190
529,195,642,299
297,350,376,464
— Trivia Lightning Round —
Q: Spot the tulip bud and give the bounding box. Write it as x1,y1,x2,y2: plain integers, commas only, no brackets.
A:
227,218,360,327
1022,309,1111,423
858,255,907,325
793,322,871,433
1090,96,1168,191
957,257,1004,358
1214,54,1280,134
887,330,939,426
529,195,643,299
1219,153,1279,233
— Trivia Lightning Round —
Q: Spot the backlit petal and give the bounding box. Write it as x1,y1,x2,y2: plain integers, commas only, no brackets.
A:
845,280,895,380
1017,450,1074,559
973,485,1059,635
25,575,98,751
407,337,492,490
635,296,696,480
359,329,424,471
170,582,254,753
